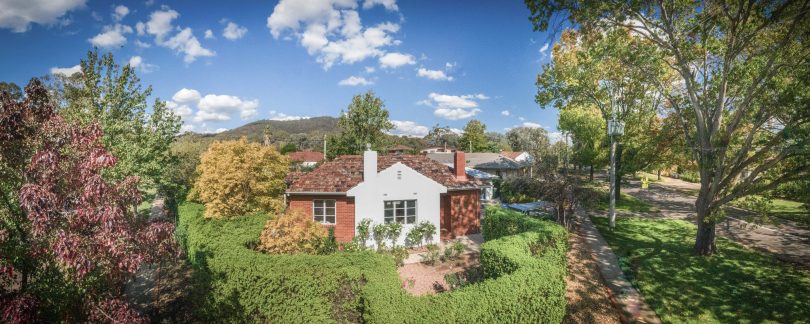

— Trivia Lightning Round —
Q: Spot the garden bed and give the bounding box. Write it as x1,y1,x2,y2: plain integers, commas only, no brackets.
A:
398,253,481,296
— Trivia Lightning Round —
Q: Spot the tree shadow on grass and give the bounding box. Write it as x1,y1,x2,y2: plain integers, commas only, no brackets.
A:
593,217,810,323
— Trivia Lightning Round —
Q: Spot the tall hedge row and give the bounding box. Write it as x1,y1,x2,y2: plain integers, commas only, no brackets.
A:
177,203,567,323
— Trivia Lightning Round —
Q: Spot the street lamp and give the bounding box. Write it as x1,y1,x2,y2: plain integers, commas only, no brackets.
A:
607,117,624,229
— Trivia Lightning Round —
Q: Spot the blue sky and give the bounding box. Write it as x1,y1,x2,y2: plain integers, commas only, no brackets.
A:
0,0,559,136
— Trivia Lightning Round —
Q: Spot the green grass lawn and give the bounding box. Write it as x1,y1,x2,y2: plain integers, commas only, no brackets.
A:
594,191,658,213
592,217,810,323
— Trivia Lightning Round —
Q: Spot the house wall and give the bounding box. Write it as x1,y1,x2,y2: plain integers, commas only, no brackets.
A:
348,162,447,247
287,195,355,243
440,189,481,240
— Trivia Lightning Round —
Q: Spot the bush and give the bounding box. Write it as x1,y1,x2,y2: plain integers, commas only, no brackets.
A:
258,208,327,254
385,222,403,248
191,138,289,219
178,203,566,323
421,244,441,265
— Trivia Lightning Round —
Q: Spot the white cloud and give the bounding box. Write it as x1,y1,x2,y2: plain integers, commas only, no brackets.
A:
445,62,456,69
196,94,259,121
180,124,195,132
267,0,405,69
389,120,428,137
204,29,214,39
420,92,487,120
134,39,151,48
365,66,375,73
141,7,214,63
128,56,157,73
172,88,201,103
522,122,542,128
417,67,453,81
518,116,525,121
0,0,85,32
548,131,564,143
88,24,132,48
501,110,510,116
539,42,549,54
362,0,398,11
165,100,193,118
112,5,129,22
214,128,228,133
379,52,415,69
338,76,373,86
135,21,145,35
50,65,81,76
269,110,310,121
222,21,247,40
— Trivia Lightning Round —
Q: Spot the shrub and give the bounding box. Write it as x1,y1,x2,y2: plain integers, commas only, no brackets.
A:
192,138,289,218
178,203,566,323
372,224,387,250
417,221,437,245
356,219,372,248
258,208,327,254
319,227,339,255
389,247,409,267
385,222,403,248
405,226,424,248
421,244,441,265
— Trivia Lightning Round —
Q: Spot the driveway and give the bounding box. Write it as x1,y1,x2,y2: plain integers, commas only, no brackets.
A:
622,176,810,268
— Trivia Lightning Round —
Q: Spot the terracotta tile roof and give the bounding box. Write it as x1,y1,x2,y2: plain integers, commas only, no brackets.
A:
287,151,324,162
288,154,481,193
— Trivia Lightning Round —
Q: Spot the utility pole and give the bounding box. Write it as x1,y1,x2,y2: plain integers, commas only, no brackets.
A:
469,140,472,153
323,134,327,157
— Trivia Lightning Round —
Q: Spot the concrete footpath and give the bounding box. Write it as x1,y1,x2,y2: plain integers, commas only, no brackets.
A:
578,214,661,323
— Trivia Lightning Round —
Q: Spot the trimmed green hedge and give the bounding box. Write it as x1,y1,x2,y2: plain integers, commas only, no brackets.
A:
177,203,567,323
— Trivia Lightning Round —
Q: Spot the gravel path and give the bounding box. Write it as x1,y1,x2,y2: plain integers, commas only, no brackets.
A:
623,177,810,268
564,221,623,324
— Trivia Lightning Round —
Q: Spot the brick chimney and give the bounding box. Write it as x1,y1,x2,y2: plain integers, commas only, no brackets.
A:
453,151,466,181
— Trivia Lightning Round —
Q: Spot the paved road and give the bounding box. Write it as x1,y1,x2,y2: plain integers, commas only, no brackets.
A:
622,176,810,268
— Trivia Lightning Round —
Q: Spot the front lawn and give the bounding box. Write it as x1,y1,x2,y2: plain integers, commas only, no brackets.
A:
729,196,809,228
594,192,657,213
592,217,810,323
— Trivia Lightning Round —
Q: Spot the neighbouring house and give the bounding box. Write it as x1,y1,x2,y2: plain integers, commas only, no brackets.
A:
286,149,483,245
500,151,534,163
420,146,455,154
427,152,533,178
387,144,413,155
287,151,324,167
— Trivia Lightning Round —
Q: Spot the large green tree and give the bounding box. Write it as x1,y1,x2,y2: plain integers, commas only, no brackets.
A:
557,105,606,181
526,0,810,255
327,90,394,158
55,51,181,200
424,124,460,148
459,119,490,153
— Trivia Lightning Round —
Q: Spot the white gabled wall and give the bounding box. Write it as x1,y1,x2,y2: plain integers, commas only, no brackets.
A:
347,162,447,247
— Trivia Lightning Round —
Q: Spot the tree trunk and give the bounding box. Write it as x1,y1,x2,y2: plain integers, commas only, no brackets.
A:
694,218,717,255
589,165,594,182
694,191,718,255
608,140,617,229
657,169,661,181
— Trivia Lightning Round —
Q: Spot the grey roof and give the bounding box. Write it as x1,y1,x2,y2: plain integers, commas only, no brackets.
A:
427,153,529,170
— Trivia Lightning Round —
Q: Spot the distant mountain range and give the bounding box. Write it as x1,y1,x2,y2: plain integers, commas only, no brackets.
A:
183,116,340,143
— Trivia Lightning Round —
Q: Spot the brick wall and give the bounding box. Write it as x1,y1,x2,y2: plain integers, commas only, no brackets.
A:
440,189,481,240
287,195,355,242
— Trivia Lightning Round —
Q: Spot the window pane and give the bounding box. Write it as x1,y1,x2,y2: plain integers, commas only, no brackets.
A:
384,209,393,217
314,207,323,216
406,216,415,224
326,216,335,224
407,200,415,208
326,200,335,208
314,200,324,208
326,207,336,216
394,201,403,208
384,201,393,208
407,207,416,216
314,214,323,222
396,208,404,216
384,217,393,224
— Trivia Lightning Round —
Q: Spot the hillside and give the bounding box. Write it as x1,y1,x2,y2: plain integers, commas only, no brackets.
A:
179,117,340,150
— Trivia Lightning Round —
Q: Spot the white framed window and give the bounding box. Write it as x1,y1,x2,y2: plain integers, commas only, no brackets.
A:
313,199,336,224
384,200,416,224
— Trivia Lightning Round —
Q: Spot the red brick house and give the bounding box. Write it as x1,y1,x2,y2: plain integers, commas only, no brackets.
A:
286,149,482,245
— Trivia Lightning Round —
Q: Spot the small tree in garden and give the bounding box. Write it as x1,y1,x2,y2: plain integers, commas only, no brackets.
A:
0,79,177,322
355,219,372,249
406,226,424,248
536,172,592,229
385,223,403,248
418,222,437,245
372,224,387,250
192,138,289,219
258,209,327,254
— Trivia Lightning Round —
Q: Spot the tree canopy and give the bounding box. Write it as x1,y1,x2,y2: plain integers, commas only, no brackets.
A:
327,91,394,158
526,0,810,254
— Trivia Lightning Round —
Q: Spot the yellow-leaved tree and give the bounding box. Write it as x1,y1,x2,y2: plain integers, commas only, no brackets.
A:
259,209,326,254
192,138,288,218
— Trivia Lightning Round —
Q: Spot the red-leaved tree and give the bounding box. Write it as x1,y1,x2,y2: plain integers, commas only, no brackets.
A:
1,79,177,323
